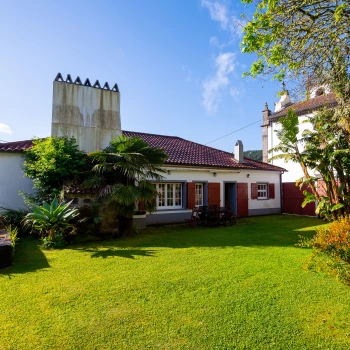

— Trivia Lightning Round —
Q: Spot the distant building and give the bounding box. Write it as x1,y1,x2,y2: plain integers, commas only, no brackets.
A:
262,83,337,215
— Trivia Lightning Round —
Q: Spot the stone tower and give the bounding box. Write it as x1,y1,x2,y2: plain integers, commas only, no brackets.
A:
262,102,271,163
51,73,122,153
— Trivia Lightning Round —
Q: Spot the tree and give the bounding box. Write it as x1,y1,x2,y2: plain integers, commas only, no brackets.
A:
85,135,168,235
241,0,350,102
23,137,87,200
268,109,321,204
243,150,262,161
302,108,350,219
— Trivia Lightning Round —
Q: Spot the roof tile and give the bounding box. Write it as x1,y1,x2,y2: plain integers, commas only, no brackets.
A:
270,93,337,119
0,132,285,172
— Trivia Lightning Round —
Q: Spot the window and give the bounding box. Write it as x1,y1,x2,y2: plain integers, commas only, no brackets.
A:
155,183,182,209
258,183,268,199
195,183,203,206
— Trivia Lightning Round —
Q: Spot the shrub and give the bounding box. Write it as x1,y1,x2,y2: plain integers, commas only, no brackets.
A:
22,137,87,200
22,198,79,246
311,217,350,263
0,208,31,236
297,217,350,284
6,225,19,250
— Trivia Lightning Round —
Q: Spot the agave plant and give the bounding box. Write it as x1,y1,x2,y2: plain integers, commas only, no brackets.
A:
23,198,79,241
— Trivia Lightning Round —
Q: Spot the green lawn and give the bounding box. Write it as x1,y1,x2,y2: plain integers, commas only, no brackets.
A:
1,215,350,349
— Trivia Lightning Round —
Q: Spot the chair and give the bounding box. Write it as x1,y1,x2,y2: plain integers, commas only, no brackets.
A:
185,207,200,227
220,207,236,226
207,206,219,227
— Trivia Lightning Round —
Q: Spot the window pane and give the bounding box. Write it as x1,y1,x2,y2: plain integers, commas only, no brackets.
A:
157,184,165,207
175,183,182,206
167,184,174,206
195,183,203,206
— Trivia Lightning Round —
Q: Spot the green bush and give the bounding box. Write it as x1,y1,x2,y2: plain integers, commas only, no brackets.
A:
297,217,350,284
0,208,31,236
23,198,79,246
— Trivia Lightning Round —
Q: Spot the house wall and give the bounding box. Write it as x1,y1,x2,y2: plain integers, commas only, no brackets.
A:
146,166,281,225
0,153,34,211
267,113,317,183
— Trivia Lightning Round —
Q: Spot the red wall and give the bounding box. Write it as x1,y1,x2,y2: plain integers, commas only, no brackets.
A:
282,182,316,216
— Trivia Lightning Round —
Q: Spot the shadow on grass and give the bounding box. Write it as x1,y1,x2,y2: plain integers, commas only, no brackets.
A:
0,238,50,278
82,248,156,259
71,215,324,255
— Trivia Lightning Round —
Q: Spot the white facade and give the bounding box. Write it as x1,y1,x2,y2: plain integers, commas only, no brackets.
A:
146,165,281,225
0,153,34,211
268,113,317,182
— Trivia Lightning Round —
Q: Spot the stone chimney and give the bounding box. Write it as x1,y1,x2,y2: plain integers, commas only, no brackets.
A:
234,140,244,163
262,102,271,163
274,81,291,112
51,73,122,154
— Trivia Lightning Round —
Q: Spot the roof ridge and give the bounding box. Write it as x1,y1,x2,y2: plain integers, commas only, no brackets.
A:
122,130,182,139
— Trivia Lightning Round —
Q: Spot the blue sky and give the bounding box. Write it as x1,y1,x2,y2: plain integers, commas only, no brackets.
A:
0,0,283,152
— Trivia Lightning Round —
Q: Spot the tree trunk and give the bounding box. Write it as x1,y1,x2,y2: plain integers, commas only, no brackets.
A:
49,228,56,241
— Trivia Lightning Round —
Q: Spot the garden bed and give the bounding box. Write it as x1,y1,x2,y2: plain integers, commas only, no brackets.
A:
0,229,13,268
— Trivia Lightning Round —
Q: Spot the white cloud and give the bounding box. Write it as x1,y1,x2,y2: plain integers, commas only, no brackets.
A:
201,0,229,30
201,0,244,38
202,52,236,114
0,123,12,135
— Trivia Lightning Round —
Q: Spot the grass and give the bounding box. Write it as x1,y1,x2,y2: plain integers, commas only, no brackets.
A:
1,215,350,349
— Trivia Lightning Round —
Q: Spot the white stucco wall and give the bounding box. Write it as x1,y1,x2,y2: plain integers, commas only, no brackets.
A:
154,166,281,212
0,153,34,211
268,113,317,183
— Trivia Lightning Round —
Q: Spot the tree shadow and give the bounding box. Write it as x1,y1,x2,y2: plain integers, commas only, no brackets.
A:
0,238,50,278
82,248,156,259
71,215,323,252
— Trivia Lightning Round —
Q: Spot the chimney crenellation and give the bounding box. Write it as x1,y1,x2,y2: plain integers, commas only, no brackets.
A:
54,73,119,92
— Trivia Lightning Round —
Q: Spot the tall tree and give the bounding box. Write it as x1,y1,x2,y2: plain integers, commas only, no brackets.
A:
86,135,168,235
241,0,350,102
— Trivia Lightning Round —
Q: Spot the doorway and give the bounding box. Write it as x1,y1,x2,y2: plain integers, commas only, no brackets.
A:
224,182,237,216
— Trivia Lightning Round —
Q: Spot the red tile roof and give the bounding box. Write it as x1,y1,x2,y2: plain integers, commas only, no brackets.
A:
270,92,337,119
0,132,285,172
123,131,284,171
0,139,34,152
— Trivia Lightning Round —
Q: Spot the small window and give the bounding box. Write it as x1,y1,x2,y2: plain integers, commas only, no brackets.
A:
258,184,268,199
154,183,182,209
195,183,203,206
316,88,324,96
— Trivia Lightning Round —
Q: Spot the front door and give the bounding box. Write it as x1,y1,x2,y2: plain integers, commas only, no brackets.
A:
224,183,237,215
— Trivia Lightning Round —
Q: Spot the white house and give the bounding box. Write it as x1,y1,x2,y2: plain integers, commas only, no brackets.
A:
0,74,285,224
261,83,337,215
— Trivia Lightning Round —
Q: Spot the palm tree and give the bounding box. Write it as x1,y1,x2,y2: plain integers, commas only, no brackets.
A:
85,135,168,235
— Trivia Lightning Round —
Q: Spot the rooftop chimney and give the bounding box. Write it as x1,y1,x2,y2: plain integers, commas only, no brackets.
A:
51,73,122,153
235,140,244,163
274,81,291,112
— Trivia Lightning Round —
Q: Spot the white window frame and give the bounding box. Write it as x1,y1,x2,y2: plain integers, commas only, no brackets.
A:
195,183,203,207
257,183,268,200
154,183,183,209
